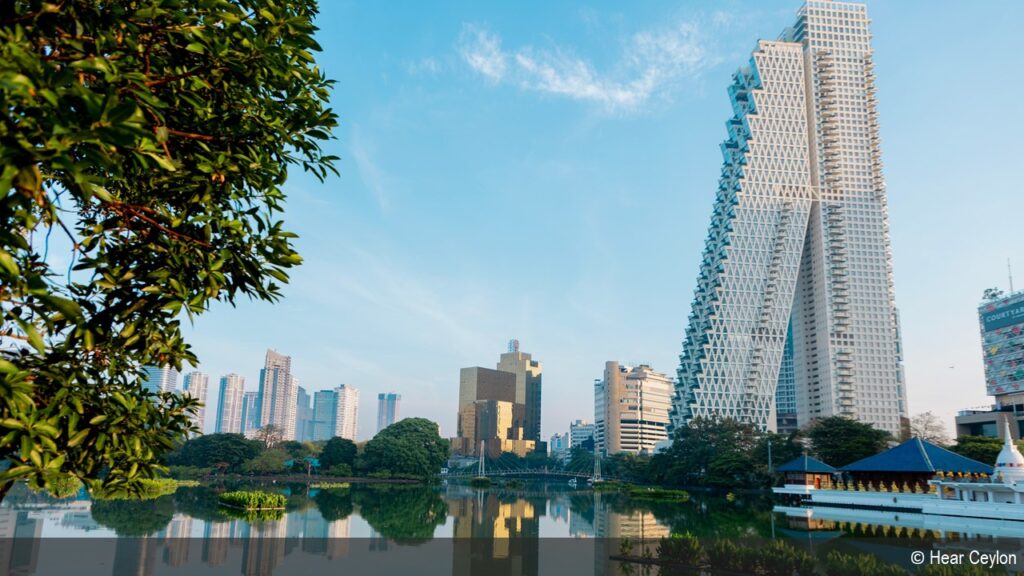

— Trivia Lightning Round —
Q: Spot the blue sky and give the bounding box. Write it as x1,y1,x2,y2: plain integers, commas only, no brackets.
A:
184,0,1024,440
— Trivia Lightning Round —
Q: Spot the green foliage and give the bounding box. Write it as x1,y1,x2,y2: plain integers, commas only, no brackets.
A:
808,417,892,468
361,418,449,479
469,477,491,488
656,532,703,565
0,0,336,499
92,477,181,500
91,495,175,536
320,437,357,470
217,490,286,510
167,465,214,479
167,433,262,472
326,463,352,477
314,485,353,522
627,486,690,501
949,435,1004,466
648,417,764,488
917,563,1004,576
241,449,288,475
310,482,350,489
825,551,908,576
352,484,447,541
757,540,817,576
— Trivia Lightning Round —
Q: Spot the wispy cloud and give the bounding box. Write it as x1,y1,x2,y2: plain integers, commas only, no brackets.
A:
457,18,715,112
405,57,441,76
349,127,391,211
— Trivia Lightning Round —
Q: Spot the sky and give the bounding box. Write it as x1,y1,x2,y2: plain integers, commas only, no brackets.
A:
183,0,1024,441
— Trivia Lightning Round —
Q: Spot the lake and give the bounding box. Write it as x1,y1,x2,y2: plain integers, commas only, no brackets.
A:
0,480,1019,575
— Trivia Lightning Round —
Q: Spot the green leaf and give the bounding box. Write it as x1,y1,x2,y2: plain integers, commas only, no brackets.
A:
0,250,18,277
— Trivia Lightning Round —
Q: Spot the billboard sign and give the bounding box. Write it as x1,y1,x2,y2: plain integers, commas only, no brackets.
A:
981,299,1024,333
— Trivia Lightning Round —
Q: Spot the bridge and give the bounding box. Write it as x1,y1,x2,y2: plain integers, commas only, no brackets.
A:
443,441,616,482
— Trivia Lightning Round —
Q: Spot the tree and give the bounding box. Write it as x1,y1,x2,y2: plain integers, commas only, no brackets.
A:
909,412,951,446
648,417,764,488
167,433,261,473
241,449,288,475
949,435,1004,466
320,437,357,471
806,417,891,468
0,1,337,501
752,432,804,474
360,418,449,479
254,425,284,449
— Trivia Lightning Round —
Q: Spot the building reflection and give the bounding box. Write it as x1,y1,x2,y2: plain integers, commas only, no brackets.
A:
451,490,541,576
0,507,42,576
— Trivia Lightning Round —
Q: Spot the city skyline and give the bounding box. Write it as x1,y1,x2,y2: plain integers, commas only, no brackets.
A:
177,0,1024,441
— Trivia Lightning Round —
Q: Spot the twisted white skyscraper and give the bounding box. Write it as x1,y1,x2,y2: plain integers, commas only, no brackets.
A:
671,1,907,437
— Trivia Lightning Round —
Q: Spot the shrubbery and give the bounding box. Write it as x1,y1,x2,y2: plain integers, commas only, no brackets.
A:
217,490,286,510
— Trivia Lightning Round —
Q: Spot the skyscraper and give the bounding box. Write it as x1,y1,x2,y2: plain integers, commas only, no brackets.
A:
671,1,907,437
142,365,179,394
296,386,313,442
240,391,259,436
569,420,595,450
333,384,360,441
257,350,297,440
182,371,209,433
216,373,245,434
453,366,534,458
497,339,543,443
376,392,401,432
595,362,672,455
311,389,337,441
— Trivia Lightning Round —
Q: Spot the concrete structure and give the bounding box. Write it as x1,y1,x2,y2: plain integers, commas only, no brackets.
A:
182,371,209,433
569,420,595,450
142,365,179,394
376,392,401,433
215,374,245,434
549,432,569,461
672,0,907,437
257,349,297,440
311,389,336,441
296,386,313,442
333,384,360,441
497,339,543,443
240,391,259,436
595,362,672,455
453,366,534,458
955,289,1024,439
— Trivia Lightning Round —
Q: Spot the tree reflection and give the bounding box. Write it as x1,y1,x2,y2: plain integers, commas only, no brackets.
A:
314,487,354,522
91,495,175,536
351,485,446,542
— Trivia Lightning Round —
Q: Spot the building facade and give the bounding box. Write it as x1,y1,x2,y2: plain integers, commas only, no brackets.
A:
257,350,297,440
142,365,179,394
215,373,245,434
671,1,907,437
311,389,337,441
296,386,313,442
549,432,569,461
453,366,534,458
569,420,595,450
333,384,360,441
497,339,543,443
955,289,1024,439
182,371,209,433
376,392,401,433
240,391,259,436
595,362,672,455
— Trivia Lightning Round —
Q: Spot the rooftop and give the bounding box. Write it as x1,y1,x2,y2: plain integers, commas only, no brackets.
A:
841,438,992,475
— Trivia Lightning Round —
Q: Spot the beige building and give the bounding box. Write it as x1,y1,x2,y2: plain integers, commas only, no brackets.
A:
497,339,543,443
595,362,672,455
453,366,534,458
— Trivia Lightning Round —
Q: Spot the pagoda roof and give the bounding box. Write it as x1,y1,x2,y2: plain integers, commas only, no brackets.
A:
841,438,992,474
777,454,837,474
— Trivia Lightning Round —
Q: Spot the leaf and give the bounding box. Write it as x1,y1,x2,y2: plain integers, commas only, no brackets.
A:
89,415,108,425
67,429,89,448
0,250,18,277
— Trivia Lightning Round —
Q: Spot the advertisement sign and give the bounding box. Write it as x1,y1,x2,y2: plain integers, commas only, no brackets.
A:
981,299,1024,332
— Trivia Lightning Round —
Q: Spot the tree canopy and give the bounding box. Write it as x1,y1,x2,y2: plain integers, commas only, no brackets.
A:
361,418,449,479
949,435,1004,466
648,417,766,488
806,416,891,468
0,0,336,499
320,437,357,470
167,433,261,472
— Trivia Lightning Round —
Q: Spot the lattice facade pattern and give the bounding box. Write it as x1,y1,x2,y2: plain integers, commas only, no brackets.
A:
671,1,907,437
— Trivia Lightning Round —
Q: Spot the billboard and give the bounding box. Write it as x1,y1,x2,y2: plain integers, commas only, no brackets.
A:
982,297,1024,396
981,299,1024,332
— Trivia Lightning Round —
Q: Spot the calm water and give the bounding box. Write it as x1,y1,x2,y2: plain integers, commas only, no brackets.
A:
1,481,1020,575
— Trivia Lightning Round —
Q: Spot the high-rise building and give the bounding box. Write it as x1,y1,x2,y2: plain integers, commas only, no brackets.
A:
296,386,313,442
497,339,543,443
549,432,569,461
215,374,245,434
376,392,401,433
182,371,209,433
257,350,297,440
240,391,259,436
569,420,595,450
595,362,672,455
142,365,179,394
311,389,337,441
333,384,360,441
671,1,907,437
453,366,534,458
955,289,1024,439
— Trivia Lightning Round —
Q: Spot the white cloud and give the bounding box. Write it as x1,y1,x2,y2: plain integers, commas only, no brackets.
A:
457,24,507,82
457,19,712,112
405,57,441,76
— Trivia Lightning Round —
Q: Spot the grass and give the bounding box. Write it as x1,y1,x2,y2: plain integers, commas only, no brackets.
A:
627,486,691,501
217,490,287,510
310,482,351,489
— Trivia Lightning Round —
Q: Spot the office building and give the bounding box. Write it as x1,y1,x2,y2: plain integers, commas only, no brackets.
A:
671,1,907,437
257,349,297,440
182,371,209,433
595,362,672,455
497,339,543,443
549,432,569,461
240,391,259,436
377,392,401,433
142,365,179,394
453,366,534,458
311,389,337,441
296,386,313,442
215,374,245,434
956,289,1024,439
569,420,595,451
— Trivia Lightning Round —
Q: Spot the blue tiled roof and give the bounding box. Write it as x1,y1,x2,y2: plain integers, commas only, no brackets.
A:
777,454,837,473
841,438,992,474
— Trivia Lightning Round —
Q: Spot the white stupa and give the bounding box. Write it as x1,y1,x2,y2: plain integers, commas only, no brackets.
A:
995,420,1024,485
